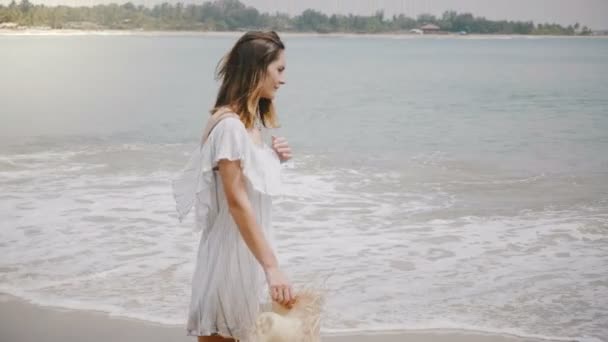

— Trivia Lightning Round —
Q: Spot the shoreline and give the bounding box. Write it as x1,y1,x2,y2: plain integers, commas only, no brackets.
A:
0,292,572,342
0,28,606,39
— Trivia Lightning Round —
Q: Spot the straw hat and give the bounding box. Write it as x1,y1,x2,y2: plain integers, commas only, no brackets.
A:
253,289,324,342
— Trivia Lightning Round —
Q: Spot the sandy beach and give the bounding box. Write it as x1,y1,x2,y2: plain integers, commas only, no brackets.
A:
0,293,562,342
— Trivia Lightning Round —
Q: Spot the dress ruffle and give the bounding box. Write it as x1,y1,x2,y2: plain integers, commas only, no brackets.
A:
172,118,281,231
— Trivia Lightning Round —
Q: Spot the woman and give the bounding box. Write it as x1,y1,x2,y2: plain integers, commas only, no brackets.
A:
172,31,294,341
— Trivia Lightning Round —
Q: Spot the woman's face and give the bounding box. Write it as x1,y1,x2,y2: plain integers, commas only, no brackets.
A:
260,50,286,100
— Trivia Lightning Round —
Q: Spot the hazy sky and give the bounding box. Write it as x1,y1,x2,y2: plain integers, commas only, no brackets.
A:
3,0,607,29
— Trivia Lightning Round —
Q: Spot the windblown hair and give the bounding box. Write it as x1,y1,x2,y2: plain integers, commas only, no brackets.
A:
212,30,285,129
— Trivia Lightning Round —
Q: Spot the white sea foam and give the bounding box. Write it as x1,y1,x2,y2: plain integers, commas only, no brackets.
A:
1,146,606,342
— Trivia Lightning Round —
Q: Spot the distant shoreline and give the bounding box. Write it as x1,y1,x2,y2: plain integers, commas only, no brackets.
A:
1,28,606,39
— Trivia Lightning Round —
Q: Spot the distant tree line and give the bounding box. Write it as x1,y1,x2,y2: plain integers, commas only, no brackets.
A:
0,0,593,35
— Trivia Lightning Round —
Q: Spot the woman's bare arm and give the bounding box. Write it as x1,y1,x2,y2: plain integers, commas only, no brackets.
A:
217,158,294,306
218,158,278,269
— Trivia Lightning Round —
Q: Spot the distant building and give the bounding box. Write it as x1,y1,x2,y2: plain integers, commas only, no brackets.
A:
420,24,441,34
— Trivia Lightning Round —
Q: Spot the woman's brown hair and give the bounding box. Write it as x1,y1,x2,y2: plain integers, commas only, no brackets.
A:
212,31,285,129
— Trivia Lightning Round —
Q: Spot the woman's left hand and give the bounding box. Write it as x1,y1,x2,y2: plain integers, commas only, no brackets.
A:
271,135,292,163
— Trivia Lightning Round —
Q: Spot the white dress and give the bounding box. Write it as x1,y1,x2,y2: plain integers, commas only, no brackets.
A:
172,117,282,340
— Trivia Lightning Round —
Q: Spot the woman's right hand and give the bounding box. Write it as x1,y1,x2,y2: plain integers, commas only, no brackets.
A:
264,267,295,308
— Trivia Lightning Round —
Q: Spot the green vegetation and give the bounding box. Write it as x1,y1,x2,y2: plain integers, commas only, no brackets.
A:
0,0,593,35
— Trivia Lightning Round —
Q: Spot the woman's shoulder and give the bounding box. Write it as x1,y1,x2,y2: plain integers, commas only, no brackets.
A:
207,112,246,140
205,114,252,157
214,116,245,131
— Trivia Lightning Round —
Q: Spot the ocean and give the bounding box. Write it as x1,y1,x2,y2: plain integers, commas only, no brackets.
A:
0,33,607,342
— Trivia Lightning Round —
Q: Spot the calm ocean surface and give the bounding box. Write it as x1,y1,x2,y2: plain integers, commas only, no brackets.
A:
1,33,607,341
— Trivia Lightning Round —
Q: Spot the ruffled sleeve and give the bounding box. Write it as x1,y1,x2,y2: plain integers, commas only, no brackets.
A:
207,117,249,168
171,117,281,230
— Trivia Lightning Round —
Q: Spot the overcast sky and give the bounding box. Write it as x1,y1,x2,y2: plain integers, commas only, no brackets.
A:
3,0,607,29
